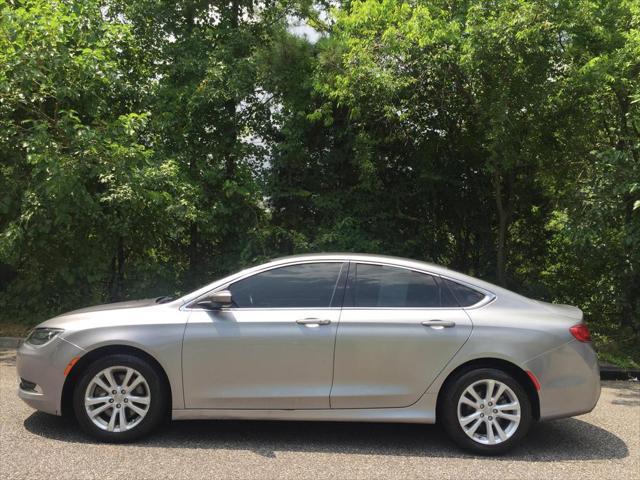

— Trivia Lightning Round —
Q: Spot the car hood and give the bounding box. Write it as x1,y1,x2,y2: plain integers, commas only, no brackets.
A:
38,298,170,331
63,298,161,315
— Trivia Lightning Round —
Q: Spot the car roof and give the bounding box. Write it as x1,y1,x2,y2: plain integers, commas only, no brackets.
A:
264,253,497,289
268,252,445,273
180,252,520,305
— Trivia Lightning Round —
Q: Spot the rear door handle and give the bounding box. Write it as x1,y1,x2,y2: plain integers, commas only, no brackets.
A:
296,318,331,326
421,319,456,328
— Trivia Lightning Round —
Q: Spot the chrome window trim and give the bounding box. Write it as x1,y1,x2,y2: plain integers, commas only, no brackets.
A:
185,307,344,313
340,307,473,311
182,257,496,312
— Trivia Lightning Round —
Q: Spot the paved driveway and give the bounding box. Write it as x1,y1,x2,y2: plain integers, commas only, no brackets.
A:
1,348,638,480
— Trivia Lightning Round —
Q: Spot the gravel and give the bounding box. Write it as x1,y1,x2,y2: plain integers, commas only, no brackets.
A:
1,347,638,480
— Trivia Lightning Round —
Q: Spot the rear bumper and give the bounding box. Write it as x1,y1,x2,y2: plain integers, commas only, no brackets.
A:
524,339,601,420
16,338,85,416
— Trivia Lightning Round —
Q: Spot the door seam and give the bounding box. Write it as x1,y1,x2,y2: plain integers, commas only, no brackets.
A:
329,261,351,408
179,310,191,410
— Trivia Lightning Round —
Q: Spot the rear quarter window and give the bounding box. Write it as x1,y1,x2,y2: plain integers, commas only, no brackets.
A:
442,278,487,307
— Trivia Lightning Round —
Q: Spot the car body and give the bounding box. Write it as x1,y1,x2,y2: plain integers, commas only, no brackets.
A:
16,253,600,453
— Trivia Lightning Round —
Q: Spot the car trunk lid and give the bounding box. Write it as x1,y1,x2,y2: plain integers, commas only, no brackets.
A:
531,300,583,321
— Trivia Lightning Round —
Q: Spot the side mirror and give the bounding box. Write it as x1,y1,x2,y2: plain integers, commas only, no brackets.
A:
196,290,233,309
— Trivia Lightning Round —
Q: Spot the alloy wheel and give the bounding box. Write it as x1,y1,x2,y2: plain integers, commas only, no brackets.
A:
457,378,521,445
84,366,151,432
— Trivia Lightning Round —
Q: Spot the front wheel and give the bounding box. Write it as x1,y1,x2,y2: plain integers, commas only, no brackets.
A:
439,368,532,455
73,354,167,442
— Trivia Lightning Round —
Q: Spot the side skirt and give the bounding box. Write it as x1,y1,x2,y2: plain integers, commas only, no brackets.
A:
172,393,437,423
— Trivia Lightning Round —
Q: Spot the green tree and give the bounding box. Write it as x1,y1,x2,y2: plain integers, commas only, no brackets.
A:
0,0,184,321
0,0,637,365
540,0,640,362
107,0,305,287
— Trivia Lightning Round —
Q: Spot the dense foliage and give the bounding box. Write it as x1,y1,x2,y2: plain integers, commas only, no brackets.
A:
1,0,638,365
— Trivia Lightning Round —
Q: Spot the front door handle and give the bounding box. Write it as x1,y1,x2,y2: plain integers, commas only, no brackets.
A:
296,318,331,326
421,319,456,328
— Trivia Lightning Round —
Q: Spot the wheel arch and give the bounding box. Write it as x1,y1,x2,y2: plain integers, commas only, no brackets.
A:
61,344,173,418
435,357,540,421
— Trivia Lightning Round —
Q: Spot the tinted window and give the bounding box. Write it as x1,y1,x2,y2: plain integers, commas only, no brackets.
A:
229,263,343,308
351,264,458,308
442,278,486,307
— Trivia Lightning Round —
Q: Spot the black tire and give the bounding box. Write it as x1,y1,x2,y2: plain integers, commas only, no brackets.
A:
439,368,532,455
73,354,168,442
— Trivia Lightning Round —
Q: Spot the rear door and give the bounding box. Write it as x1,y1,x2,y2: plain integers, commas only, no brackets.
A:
330,262,473,409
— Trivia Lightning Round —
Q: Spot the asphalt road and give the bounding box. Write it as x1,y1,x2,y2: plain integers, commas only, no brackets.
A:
1,348,638,480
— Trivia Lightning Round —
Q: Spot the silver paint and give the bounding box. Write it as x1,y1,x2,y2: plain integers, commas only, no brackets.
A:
16,253,600,428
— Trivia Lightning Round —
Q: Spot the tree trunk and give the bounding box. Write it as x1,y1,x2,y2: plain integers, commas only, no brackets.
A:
107,238,125,302
186,221,200,288
494,171,513,287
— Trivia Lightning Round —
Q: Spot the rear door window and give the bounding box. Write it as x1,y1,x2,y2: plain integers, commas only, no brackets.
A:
345,264,459,308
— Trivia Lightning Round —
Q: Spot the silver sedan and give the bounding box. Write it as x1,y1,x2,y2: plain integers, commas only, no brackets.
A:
16,253,600,454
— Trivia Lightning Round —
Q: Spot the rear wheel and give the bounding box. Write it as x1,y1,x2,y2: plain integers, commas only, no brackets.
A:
439,368,532,455
73,354,167,442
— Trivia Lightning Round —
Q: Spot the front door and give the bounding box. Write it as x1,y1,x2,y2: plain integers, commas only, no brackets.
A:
182,261,347,409
330,262,473,409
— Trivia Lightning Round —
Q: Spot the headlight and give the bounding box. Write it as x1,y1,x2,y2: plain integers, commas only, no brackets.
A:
25,328,64,346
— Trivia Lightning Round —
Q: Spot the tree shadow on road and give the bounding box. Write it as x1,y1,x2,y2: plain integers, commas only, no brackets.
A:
604,381,640,407
24,413,628,461
0,348,16,366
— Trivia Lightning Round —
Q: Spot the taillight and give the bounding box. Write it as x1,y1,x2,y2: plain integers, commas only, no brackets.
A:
570,323,591,342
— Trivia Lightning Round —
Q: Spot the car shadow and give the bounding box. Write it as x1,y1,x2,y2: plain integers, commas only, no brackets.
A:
23,413,628,461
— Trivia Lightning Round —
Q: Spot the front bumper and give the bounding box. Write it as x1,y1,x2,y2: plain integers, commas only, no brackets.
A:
524,339,601,420
16,337,85,415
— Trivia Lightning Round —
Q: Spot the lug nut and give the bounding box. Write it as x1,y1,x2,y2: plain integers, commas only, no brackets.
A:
124,398,128,403
116,404,121,408
109,399,114,403
488,402,493,406
480,404,484,408
488,416,493,420
121,390,126,394
480,413,484,417
493,409,497,413
112,390,117,394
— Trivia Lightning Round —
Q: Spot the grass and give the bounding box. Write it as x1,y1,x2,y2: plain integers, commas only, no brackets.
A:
597,350,640,370
592,329,640,370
